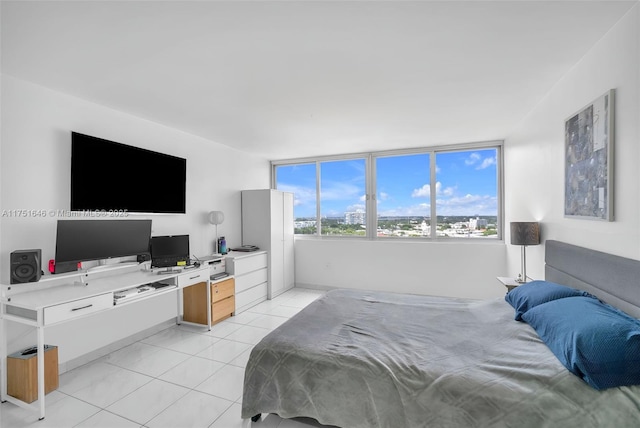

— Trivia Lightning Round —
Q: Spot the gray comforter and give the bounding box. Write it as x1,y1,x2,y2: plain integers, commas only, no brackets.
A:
241,289,640,427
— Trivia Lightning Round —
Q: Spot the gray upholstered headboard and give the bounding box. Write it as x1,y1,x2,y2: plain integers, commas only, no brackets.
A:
545,240,640,319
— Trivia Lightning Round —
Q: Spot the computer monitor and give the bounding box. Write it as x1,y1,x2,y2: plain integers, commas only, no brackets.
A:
55,219,152,273
150,235,190,268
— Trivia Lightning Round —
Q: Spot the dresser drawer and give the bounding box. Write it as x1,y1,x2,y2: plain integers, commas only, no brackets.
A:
178,269,208,288
212,278,234,303
228,253,267,276
44,293,113,325
236,282,268,314
235,268,268,293
212,296,235,324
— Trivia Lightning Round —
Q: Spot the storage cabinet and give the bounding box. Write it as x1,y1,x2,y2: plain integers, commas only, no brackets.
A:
226,251,268,313
182,278,235,325
241,189,295,299
7,345,59,403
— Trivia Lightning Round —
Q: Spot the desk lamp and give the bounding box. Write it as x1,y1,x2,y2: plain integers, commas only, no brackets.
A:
510,222,540,283
208,211,225,254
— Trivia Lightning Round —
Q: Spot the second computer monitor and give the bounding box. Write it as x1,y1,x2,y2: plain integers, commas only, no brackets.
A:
150,235,190,268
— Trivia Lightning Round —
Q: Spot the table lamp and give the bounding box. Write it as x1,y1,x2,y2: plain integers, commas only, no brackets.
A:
208,211,225,254
510,222,540,283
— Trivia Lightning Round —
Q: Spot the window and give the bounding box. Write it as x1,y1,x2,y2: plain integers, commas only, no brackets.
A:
375,153,431,238
434,149,499,238
274,163,317,234
273,142,502,240
275,158,366,236
319,159,367,236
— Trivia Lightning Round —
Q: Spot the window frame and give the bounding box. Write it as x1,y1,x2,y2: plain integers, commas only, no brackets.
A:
272,140,504,241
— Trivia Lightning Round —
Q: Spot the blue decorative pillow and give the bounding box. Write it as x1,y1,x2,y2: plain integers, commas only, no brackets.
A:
522,296,640,390
505,280,593,321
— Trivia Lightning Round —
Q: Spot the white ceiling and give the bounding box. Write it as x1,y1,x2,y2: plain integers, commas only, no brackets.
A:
1,1,635,160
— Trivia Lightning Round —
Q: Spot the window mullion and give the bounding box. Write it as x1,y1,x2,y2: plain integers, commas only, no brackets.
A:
367,154,376,239
316,161,321,236
430,151,437,239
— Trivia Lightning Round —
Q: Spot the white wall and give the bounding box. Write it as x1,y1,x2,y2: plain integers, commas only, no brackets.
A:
0,75,270,362
504,5,640,279
295,238,507,299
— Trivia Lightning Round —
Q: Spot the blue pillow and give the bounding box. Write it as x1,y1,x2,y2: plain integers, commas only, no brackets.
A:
522,296,640,390
504,280,593,321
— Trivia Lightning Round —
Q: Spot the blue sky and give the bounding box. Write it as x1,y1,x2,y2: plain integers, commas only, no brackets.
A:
276,149,497,219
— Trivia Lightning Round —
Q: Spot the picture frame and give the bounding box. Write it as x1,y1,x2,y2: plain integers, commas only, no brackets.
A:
564,89,615,221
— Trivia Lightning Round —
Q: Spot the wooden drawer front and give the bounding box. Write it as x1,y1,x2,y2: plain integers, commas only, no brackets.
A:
44,293,112,325
212,278,234,303
235,268,267,293
178,269,208,288
229,253,267,275
212,296,235,324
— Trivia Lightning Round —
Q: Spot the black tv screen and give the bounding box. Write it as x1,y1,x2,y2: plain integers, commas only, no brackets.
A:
71,132,186,214
55,220,152,267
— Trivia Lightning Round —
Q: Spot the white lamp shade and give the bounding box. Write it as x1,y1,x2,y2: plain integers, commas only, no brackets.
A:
208,211,224,225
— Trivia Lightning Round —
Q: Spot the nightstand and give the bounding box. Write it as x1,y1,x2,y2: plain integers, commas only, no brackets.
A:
496,276,523,292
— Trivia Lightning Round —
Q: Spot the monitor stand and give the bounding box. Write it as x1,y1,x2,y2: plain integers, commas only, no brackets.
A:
156,267,182,275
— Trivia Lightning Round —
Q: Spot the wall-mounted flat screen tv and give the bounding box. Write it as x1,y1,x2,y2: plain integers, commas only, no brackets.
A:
71,132,186,214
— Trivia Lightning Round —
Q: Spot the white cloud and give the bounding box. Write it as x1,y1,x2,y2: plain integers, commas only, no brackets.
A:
378,202,430,217
412,182,455,198
463,152,496,170
465,153,482,166
478,157,496,170
435,194,497,216
441,185,455,196
412,184,430,198
278,183,314,207
320,181,363,201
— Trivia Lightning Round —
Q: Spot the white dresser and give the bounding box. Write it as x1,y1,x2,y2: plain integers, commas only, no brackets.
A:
225,251,268,314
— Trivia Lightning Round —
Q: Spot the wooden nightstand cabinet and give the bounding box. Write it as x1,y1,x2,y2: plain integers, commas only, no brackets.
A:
183,278,235,326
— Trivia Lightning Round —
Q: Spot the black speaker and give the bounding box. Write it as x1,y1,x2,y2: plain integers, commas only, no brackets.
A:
10,249,42,284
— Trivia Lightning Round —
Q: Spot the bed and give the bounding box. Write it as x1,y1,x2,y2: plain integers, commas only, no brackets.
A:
241,240,640,427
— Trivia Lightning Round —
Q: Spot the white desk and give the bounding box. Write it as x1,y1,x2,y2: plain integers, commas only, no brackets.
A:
0,262,216,420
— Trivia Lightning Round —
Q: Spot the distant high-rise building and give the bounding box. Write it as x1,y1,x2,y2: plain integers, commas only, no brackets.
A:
469,217,487,230
345,210,365,225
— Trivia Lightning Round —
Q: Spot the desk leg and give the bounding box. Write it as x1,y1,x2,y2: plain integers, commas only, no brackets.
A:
176,288,181,325
37,327,45,420
206,280,211,331
0,312,6,403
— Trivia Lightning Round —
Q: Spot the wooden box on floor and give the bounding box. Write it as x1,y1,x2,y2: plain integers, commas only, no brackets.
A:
7,345,59,403
183,277,235,325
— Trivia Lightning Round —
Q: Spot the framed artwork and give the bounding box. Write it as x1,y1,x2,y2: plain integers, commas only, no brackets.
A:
564,89,615,221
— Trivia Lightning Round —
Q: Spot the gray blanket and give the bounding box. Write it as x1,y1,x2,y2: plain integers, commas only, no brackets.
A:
242,289,640,427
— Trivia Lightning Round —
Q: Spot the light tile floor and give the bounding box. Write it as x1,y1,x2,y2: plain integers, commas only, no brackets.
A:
1,288,330,428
